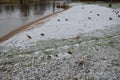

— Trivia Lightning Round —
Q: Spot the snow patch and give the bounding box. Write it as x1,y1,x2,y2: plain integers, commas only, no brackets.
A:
0,4,120,48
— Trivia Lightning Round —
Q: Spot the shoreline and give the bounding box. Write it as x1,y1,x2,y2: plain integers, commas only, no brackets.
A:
0,10,66,43
0,3,120,80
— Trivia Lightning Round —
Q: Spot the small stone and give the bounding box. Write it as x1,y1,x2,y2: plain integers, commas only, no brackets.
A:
109,17,113,20
88,17,91,20
26,34,32,39
76,59,84,66
41,33,45,36
90,11,92,13
55,54,58,57
97,14,100,16
57,19,60,21
65,19,68,21
82,7,84,9
118,15,120,17
75,36,80,39
47,55,51,60
95,48,99,51
116,11,119,14
67,51,72,54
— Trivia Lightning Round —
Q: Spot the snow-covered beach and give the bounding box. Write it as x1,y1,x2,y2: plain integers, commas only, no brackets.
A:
0,3,120,48
0,3,120,80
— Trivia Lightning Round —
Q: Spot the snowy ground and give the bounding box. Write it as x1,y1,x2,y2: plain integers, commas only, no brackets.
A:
0,3,120,80
0,3,120,48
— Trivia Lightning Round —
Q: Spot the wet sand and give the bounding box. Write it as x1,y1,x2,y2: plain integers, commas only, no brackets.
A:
0,10,65,42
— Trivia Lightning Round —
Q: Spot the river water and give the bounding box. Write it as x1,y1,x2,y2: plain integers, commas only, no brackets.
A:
0,0,70,38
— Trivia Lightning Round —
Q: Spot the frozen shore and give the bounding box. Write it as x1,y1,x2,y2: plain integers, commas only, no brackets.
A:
0,3,120,80
0,3,120,48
